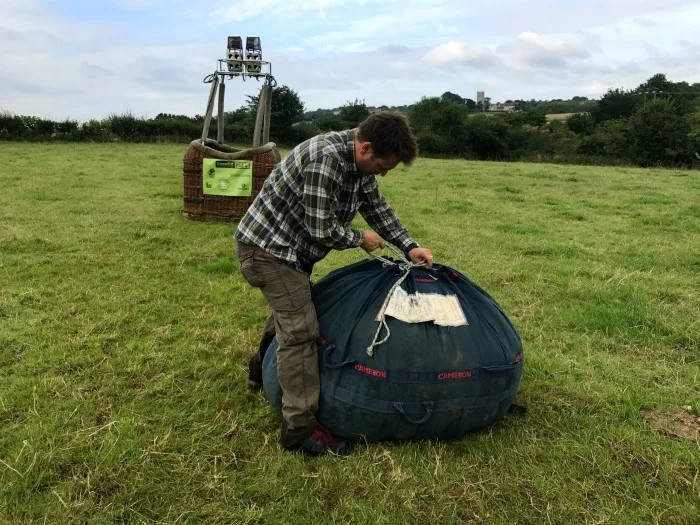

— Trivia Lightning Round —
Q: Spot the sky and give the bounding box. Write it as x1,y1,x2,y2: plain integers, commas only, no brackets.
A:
1,0,700,122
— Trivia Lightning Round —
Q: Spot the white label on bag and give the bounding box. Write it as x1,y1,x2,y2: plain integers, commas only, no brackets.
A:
419,293,469,327
380,288,468,327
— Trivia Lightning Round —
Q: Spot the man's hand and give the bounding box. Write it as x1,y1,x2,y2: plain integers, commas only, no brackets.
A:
360,230,385,252
408,247,434,269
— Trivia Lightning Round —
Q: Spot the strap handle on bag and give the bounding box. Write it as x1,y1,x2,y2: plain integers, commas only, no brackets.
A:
393,401,435,425
321,344,356,369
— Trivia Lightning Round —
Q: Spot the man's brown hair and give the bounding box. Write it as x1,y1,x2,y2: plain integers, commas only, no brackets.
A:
357,111,419,166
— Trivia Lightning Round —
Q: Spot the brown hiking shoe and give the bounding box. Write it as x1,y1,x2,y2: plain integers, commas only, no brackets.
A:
286,424,351,456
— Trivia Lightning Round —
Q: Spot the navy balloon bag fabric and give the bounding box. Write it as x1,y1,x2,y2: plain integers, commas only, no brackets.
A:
262,258,523,442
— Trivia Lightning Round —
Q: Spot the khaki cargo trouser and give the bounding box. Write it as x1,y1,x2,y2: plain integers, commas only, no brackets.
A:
236,241,320,446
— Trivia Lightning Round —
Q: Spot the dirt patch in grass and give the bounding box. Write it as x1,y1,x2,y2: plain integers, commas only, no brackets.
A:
642,406,700,440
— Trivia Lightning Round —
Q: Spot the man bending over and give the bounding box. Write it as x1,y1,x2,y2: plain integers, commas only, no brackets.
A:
235,111,433,455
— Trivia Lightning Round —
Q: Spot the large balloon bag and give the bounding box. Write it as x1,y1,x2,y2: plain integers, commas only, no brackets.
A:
262,259,523,442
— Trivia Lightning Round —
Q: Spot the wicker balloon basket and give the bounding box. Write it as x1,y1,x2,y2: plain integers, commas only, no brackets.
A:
182,139,280,221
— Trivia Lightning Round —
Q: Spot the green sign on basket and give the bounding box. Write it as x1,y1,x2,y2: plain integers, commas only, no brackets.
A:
202,159,253,197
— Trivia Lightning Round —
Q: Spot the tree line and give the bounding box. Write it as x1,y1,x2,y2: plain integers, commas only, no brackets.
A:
1,73,699,168
0,86,307,146
407,74,700,167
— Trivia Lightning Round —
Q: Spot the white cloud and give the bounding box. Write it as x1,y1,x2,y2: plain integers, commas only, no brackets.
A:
0,37,223,120
0,0,110,54
579,82,611,95
633,17,656,28
436,25,460,35
297,2,470,53
425,42,501,69
498,32,592,69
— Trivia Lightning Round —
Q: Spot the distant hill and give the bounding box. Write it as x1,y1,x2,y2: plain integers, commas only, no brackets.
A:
301,97,597,120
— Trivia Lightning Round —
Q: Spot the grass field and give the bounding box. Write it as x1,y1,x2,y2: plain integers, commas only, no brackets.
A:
1,142,699,524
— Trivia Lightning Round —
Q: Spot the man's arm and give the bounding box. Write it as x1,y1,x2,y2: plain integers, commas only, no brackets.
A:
302,155,364,249
359,177,434,267
358,176,417,253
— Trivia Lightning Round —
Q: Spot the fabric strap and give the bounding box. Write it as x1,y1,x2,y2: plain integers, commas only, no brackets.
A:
321,380,520,417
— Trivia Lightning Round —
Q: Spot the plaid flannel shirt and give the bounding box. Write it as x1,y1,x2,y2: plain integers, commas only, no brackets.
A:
235,129,418,274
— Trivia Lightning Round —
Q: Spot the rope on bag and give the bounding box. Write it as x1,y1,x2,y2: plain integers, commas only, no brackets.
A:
365,245,424,357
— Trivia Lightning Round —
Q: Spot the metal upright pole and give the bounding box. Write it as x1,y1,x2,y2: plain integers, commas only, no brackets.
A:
217,81,226,143
201,73,219,143
262,84,272,145
252,86,267,147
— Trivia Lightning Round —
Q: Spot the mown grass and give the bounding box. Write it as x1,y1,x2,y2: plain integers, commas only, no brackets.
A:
1,143,698,524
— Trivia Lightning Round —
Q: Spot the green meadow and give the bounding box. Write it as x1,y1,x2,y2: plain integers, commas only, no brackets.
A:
1,142,699,524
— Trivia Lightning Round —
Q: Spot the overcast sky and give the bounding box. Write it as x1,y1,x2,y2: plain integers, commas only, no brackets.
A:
2,0,700,122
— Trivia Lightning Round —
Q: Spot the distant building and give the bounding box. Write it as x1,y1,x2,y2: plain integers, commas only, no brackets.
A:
490,102,516,112
476,91,485,105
